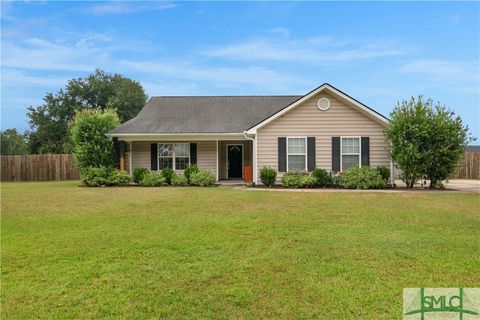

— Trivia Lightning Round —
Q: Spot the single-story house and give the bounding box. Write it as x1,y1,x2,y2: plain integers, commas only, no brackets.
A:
109,83,393,184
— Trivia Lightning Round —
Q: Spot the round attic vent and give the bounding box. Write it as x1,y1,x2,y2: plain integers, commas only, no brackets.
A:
317,98,330,111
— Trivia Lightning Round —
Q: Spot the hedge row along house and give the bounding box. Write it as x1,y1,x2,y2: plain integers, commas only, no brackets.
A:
109,83,394,184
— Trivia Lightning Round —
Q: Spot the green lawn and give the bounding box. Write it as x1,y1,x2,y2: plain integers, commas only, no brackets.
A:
1,181,479,319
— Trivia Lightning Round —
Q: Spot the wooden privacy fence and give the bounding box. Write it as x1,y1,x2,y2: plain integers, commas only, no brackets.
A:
452,152,480,180
1,154,80,182
0,152,477,182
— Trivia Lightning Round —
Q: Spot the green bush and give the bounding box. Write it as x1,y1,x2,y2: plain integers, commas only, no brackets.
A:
132,167,148,184
375,166,390,182
172,173,188,186
184,164,199,183
139,172,166,187
341,166,385,189
189,169,216,187
70,108,120,170
330,172,343,186
281,171,316,188
81,167,130,187
107,170,131,186
311,168,332,187
260,167,277,187
161,167,175,185
81,167,111,187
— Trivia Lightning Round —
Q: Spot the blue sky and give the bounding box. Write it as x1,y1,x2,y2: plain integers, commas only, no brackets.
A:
1,1,479,140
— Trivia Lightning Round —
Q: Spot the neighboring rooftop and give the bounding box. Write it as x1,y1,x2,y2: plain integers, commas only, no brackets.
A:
110,95,301,134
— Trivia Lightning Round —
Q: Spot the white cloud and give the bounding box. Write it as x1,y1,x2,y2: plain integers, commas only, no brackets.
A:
1,69,69,88
202,36,407,64
83,1,176,15
118,59,306,90
1,34,114,71
401,59,478,82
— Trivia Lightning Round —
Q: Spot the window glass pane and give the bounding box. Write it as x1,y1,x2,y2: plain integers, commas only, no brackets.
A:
288,155,306,171
342,155,359,171
159,157,173,170
159,144,173,157
342,138,359,154
175,157,190,170
287,138,305,154
175,143,190,157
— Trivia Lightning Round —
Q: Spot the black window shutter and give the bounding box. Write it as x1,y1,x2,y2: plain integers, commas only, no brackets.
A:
361,137,370,166
278,137,286,172
332,137,340,172
307,137,316,172
190,143,197,164
150,143,158,170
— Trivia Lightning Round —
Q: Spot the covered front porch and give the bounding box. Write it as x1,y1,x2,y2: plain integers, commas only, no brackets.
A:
117,134,254,182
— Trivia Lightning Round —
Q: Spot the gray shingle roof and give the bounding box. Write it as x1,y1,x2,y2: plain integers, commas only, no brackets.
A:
110,96,302,134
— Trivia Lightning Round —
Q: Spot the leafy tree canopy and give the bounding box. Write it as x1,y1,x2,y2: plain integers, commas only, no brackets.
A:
385,96,473,188
0,128,29,155
27,69,147,154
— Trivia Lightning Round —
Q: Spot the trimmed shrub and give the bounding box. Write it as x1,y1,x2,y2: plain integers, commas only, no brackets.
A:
330,172,343,187
184,164,199,183
161,167,175,185
341,166,385,189
311,168,332,187
139,172,165,187
375,166,390,183
81,167,111,187
189,169,216,187
281,171,316,188
107,170,131,186
132,167,148,184
172,173,188,186
260,167,277,187
81,167,131,187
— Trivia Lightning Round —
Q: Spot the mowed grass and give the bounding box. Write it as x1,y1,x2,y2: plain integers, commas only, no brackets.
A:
1,181,479,319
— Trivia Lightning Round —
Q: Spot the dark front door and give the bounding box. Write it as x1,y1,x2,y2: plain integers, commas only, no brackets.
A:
227,145,243,179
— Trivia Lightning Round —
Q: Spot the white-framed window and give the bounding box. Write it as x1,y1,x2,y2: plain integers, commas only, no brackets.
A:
287,137,307,171
158,143,190,170
341,137,361,171
174,143,190,170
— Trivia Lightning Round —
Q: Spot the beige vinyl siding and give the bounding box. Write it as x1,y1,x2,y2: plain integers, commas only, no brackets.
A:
131,141,151,170
197,141,217,174
256,91,390,181
218,141,252,179
131,141,216,174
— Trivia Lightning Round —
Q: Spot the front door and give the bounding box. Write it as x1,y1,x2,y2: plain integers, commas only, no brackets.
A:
227,145,243,179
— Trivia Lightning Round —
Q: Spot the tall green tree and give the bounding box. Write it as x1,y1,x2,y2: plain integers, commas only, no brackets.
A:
423,106,472,188
0,129,29,155
385,96,473,188
70,108,120,169
27,69,147,154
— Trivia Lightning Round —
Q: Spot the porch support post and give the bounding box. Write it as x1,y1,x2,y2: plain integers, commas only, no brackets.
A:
129,142,133,175
216,140,219,181
119,141,126,171
253,136,257,184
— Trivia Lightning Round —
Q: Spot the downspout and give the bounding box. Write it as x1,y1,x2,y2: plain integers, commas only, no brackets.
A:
243,131,256,184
